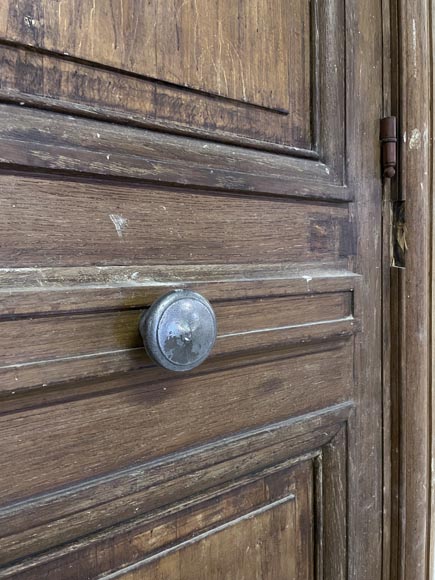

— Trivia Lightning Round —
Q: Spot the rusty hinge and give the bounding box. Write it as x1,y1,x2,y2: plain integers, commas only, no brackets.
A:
380,116,397,179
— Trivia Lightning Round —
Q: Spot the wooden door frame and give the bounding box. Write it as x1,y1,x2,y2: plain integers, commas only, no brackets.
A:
385,0,433,578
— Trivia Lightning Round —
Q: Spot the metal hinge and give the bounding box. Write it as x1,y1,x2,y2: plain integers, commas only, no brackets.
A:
380,116,397,179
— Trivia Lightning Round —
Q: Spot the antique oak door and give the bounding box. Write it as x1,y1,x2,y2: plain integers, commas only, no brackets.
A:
0,1,384,579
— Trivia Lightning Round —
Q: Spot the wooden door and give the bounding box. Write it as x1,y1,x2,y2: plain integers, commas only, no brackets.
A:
0,1,384,578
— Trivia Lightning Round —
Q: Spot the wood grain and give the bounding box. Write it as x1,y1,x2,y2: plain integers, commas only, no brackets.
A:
0,104,348,200
345,0,384,577
0,343,353,506
390,0,432,578
0,293,351,367
120,497,300,580
0,174,351,269
0,264,359,317
0,460,315,579
0,290,354,392
0,0,303,113
0,43,311,153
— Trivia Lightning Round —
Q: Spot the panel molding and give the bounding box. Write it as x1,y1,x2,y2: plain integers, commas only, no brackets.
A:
0,264,360,316
0,104,350,202
0,41,314,156
0,268,358,394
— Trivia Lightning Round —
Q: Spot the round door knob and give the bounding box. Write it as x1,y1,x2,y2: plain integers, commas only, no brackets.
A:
139,290,217,372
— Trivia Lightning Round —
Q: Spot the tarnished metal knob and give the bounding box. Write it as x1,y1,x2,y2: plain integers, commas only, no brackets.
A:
139,290,217,372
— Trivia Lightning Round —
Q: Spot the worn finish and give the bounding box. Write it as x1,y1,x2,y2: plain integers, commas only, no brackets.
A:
0,1,384,578
344,0,384,576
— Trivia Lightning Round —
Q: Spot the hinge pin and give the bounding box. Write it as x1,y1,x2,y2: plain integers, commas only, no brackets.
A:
380,116,397,179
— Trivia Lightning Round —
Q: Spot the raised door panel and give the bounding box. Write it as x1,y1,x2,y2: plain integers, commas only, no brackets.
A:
0,0,345,164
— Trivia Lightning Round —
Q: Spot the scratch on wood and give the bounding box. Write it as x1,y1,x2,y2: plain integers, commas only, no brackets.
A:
109,214,128,238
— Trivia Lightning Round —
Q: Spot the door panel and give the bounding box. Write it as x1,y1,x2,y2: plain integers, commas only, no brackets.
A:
0,0,383,578
106,461,313,580
2,0,302,112
0,0,344,159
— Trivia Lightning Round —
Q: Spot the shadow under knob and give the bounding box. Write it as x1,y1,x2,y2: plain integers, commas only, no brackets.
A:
139,290,217,372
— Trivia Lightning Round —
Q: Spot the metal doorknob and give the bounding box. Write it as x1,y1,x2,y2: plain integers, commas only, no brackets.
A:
139,290,217,372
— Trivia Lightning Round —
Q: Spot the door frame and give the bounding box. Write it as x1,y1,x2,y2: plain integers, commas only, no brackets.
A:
385,0,433,578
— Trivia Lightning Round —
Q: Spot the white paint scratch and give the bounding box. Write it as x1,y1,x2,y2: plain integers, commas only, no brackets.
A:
109,214,128,238
409,128,422,150
303,275,313,290
412,18,417,73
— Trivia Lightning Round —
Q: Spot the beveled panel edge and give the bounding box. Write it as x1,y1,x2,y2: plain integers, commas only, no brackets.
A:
0,86,313,157
0,104,350,201
0,402,353,573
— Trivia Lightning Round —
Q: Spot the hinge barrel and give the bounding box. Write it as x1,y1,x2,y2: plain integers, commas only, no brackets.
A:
380,116,397,179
